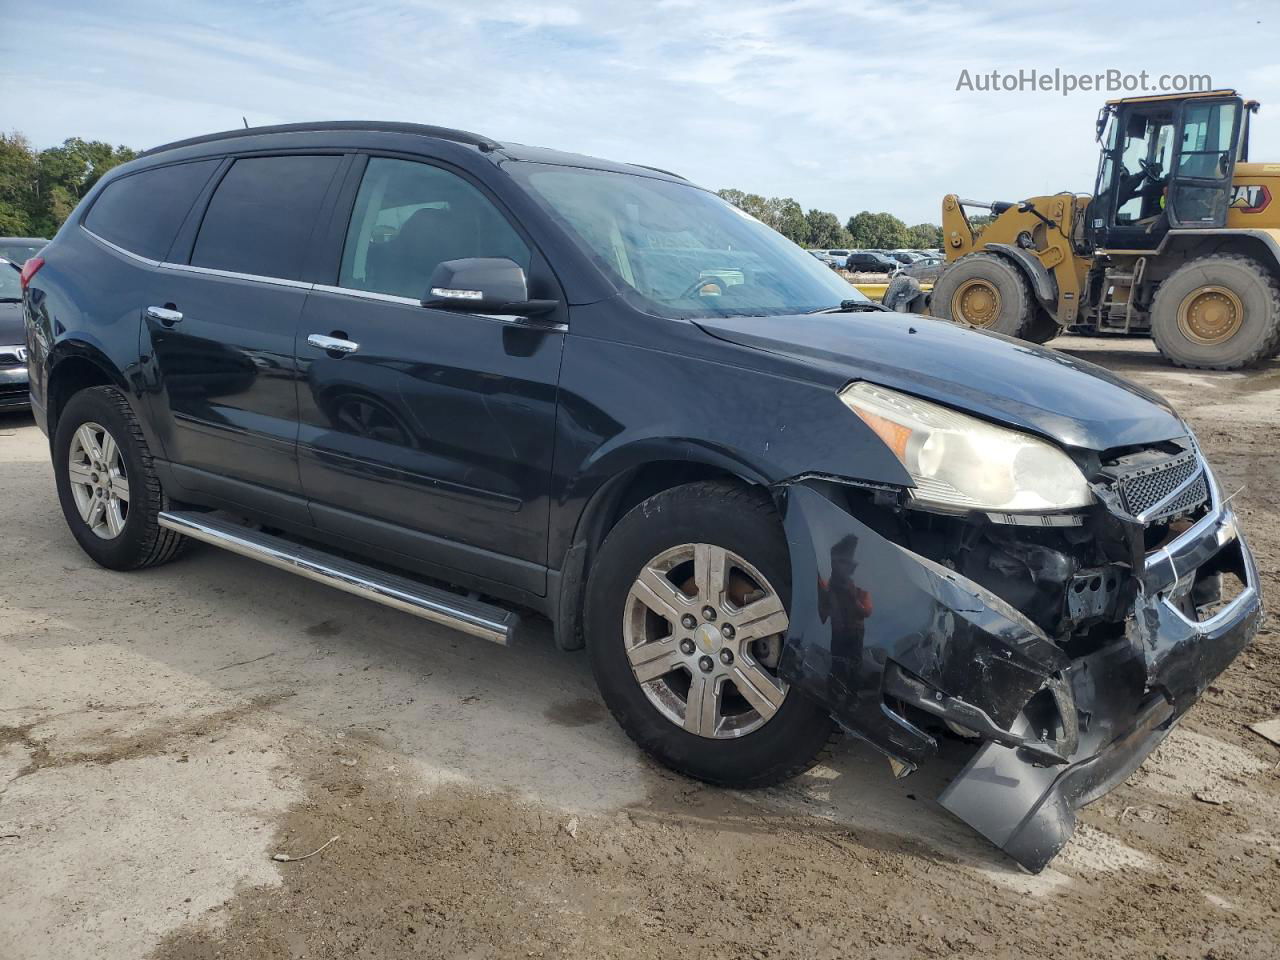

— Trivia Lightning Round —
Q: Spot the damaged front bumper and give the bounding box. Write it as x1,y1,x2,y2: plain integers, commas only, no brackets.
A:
776,478,1261,873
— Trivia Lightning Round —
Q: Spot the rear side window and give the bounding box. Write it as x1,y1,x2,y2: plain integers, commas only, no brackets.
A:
191,155,341,280
84,160,218,261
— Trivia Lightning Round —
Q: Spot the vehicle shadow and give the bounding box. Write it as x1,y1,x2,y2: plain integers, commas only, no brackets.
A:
0,454,1026,880
0,409,36,432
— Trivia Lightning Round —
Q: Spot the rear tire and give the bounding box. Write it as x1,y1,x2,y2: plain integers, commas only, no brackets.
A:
930,252,1036,338
53,386,187,571
585,481,834,788
1149,255,1280,369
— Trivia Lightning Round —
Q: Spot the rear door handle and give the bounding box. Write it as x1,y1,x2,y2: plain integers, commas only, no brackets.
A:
307,333,360,355
145,305,183,325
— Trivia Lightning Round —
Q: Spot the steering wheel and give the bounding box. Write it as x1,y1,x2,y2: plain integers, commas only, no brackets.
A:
1137,157,1164,182
678,276,728,300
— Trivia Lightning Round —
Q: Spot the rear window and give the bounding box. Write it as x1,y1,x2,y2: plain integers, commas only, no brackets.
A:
83,160,219,261
0,241,46,265
191,155,342,280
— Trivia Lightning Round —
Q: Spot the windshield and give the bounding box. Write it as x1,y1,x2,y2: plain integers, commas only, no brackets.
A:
507,163,869,318
0,262,21,301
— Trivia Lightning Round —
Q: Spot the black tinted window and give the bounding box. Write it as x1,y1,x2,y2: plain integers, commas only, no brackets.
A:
192,155,341,280
84,160,218,260
339,157,529,299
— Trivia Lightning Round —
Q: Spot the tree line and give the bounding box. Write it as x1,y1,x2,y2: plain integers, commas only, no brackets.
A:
716,188,942,250
1,133,137,237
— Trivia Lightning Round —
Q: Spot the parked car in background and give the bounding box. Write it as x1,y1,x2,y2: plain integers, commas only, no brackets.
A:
24,120,1260,874
0,237,49,265
886,251,920,266
808,249,850,268
0,259,29,411
845,251,900,273
903,256,946,283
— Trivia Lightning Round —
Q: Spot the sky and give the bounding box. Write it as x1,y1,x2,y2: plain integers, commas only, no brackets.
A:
1,0,1277,225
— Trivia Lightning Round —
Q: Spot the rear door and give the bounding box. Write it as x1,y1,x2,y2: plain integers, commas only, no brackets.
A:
1167,96,1243,228
144,153,347,520
295,154,565,596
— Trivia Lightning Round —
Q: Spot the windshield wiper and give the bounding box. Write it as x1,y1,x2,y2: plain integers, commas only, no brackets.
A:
808,299,891,314
0,297,23,303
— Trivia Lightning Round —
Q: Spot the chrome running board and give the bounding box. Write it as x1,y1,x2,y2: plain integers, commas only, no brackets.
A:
158,510,520,645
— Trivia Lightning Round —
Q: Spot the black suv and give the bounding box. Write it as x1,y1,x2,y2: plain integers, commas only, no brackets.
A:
844,251,900,273
23,122,1260,872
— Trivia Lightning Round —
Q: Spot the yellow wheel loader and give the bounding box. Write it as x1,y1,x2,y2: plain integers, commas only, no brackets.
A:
893,90,1280,369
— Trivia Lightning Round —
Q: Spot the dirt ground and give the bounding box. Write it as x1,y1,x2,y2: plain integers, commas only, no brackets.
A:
1,335,1278,960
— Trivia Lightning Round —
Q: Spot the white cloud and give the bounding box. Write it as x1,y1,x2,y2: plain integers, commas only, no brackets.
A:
1,0,1275,224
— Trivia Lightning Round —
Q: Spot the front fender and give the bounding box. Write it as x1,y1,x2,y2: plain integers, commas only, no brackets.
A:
776,482,1069,767
984,242,1058,308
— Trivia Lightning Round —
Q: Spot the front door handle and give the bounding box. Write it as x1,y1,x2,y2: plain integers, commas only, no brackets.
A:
145,305,183,325
307,333,360,355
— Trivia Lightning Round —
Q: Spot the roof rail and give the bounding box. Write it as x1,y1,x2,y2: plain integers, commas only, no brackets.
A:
140,121,503,158
629,163,687,181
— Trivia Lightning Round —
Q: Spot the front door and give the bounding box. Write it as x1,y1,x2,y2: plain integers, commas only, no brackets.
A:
145,154,346,519
295,155,564,596
1167,97,1243,229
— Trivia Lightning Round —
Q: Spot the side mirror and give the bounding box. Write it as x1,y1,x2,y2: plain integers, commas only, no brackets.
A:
422,258,558,317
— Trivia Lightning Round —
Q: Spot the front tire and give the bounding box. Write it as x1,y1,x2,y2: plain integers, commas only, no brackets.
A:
931,252,1035,338
1023,308,1063,345
53,386,186,570
585,481,834,788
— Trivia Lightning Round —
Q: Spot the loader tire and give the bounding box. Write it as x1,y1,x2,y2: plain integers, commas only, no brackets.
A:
930,252,1035,339
1023,308,1063,345
1150,255,1280,370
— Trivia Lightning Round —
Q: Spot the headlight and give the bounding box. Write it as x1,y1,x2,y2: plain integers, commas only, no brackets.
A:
839,382,1093,512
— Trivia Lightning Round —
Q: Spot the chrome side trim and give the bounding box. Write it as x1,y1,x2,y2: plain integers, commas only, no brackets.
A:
81,226,162,267
311,284,568,330
82,225,313,289
486,314,569,332
312,284,420,306
162,261,314,289
82,229,569,331
158,511,518,645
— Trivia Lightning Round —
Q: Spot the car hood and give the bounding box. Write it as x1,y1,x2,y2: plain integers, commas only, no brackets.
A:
695,311,1185,451
0,301,23,346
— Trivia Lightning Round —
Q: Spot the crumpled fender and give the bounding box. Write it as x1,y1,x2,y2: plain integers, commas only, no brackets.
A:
776,482,1069,769
777,481,1261,873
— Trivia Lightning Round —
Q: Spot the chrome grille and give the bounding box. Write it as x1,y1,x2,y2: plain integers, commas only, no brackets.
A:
1115,451,1207,520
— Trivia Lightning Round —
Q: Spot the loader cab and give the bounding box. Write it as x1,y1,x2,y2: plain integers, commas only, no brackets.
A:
1090,90,1247,250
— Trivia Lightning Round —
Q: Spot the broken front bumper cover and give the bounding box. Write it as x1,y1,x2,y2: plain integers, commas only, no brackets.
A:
777,480,1261,873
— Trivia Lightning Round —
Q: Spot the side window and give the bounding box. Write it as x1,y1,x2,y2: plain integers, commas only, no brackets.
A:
1177,101,1239,180
339,157,530,300
84,160,219,260
191,155,342,280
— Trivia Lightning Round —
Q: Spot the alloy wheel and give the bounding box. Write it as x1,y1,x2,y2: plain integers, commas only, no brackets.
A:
67,421,130,539
622,543,790,739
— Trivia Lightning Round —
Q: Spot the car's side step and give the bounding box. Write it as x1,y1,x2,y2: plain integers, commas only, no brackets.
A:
157,510,521,646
